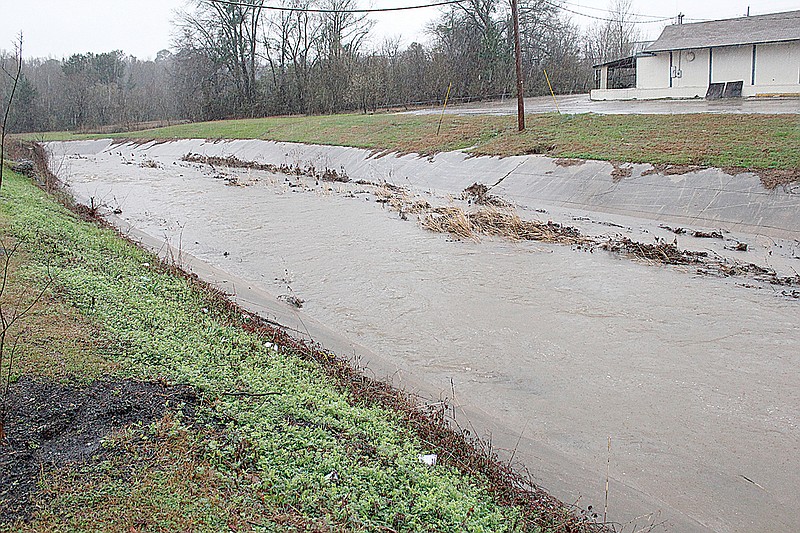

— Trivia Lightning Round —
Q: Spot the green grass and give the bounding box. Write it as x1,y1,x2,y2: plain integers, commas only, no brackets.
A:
0,169,555,531
17,415,293,532
21,110,800,170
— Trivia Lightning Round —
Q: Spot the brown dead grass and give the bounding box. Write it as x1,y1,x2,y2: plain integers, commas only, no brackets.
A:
422,206,584,244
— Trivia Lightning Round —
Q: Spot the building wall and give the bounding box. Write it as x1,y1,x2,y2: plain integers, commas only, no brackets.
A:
591,40,800,100
636,53,669,89
636,49,711,89
755,41,800,86
673,48,711,87
712,44,752,84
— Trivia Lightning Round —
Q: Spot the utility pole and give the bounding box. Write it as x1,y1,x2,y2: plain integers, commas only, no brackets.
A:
511,0,525,131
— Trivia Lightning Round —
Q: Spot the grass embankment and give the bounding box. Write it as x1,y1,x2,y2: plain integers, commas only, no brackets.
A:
0,168,583,531
24,111,800,170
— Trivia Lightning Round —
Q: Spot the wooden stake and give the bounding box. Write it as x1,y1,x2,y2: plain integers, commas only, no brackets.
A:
437,82,452,136
544,68,561,114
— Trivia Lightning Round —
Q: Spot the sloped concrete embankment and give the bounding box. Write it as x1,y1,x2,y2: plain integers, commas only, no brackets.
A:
55,138,799,241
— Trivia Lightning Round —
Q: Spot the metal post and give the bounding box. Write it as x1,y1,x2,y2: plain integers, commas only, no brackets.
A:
511,0,525,131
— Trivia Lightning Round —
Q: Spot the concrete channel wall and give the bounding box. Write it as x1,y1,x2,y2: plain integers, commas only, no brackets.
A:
62,138,800,240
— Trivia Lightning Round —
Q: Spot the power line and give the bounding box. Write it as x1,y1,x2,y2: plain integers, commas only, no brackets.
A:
556,0,673,21
207,0,468,13
209,0,800,23
543,0,674,24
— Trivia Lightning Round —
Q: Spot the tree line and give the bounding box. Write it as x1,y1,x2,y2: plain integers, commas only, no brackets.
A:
0,0,642,133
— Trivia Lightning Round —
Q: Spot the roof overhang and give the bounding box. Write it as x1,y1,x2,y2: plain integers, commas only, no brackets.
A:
592,56,637,70
646,37,800,53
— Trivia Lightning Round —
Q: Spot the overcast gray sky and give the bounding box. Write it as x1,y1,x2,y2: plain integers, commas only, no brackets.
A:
2,0,800,60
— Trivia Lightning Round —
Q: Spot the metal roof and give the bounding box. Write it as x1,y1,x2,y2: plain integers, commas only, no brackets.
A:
646,10,800,52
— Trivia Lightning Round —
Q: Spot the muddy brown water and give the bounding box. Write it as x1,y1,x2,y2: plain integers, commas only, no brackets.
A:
49,140,800,532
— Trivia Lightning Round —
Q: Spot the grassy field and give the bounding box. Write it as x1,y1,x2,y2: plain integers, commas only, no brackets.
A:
23,111,800,170
0,168,589,531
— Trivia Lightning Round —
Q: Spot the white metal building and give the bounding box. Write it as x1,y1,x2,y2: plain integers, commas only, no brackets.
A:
592,10,800,100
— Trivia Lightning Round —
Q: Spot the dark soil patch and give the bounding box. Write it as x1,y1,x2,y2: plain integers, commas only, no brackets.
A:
610,162,633,182
0,377,197,523
554,158,585,168
752,168,800,190
641,163,705,177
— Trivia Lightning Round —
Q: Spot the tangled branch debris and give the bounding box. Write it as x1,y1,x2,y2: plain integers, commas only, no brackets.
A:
461,182,508,207
600,237,707,264
182,153,349,182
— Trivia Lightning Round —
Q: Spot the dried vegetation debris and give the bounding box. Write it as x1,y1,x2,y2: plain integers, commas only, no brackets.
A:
344,180,800,294
139,158,161,169
181,153,350,183
600,237,707,265
422,206,583,244
641,163,705,177
554,159,586,168
461,182,509,207
175,149,800,295
610,162,633,182
659,225,724,239
277,294,305,308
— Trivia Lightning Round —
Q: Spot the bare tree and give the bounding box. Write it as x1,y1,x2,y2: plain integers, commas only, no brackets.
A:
3,1,598,128
263,0,322,114
1,34,23,191
0,239,52,441
0,34,54,441
314,0,374,113
585,0,641,64
178,0,266,116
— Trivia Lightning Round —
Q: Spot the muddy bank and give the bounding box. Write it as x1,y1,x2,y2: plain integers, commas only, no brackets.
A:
47,139,800,532
0,377,197,521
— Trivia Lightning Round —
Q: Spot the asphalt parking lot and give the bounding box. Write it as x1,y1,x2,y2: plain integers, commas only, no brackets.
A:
407,92,800,115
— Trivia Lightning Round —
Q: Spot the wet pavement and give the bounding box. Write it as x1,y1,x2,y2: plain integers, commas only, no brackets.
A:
49,140,800,532
405,93,800,116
